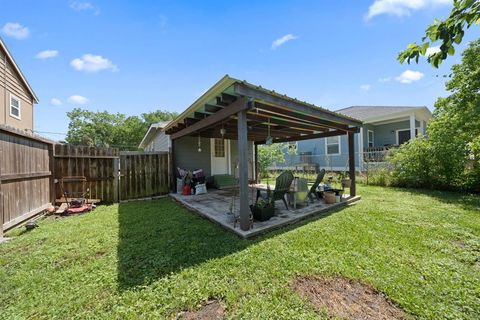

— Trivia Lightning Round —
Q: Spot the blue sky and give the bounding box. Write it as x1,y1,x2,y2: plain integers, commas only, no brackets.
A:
1,0,478,140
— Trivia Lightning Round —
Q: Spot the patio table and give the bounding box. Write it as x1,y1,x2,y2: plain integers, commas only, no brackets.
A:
250,182,304,209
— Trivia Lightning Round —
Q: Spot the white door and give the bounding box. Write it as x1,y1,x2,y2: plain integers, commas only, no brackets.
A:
210,138,230,175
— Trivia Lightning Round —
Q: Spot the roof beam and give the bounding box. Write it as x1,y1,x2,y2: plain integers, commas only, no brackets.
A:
234,83,362,128
255,128,359,145
254,102,353,132
171,96,250,140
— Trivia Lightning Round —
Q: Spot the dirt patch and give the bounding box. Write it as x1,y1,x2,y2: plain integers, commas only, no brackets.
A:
177,299,225,320
292,276,406,320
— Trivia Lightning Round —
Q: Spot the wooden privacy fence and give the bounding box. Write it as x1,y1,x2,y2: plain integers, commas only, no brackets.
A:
54,144,120,203
0,126,54,236
119,152,170,201
1,127,170,235
53,147,170,203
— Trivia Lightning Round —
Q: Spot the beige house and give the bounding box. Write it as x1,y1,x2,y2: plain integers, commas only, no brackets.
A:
0,37,39,131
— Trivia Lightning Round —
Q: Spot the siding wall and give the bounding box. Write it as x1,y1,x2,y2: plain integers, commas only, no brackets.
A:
290,133,361,169
174,137,254,178
0,47,34,130
174,136,212,176
145,131,171,152
372,119,420,146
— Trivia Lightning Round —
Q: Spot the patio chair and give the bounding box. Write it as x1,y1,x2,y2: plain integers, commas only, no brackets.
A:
307,169,326,202
256,171,294,210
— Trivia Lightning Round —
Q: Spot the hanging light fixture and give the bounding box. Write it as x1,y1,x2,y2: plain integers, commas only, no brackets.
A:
220,123,226,138
266,118,273,146
197,135,202,152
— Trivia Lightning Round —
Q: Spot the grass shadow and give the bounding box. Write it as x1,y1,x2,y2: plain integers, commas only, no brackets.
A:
384,186,480,211
116,196,353,290
116,198,252,290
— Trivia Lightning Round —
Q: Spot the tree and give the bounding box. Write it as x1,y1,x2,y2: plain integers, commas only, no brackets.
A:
398,0,480,67
391,39,480,191
65,109,177,150
258,143,296,181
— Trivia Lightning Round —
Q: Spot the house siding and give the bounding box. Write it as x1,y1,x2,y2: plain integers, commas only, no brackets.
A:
286,133,361,170
174,137,254,179
372,120,420,146
174,136,212,176
144,131,171,152
0,47,34,130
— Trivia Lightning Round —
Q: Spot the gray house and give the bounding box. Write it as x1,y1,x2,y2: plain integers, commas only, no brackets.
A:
282,106,432,171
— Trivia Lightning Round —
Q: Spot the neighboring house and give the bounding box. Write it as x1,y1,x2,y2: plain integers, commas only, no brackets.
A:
138,121,172,151
284,106,432,171
0,37,39,131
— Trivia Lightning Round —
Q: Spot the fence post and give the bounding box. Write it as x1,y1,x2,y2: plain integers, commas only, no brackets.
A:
48,144,56,205
113,157,120,203
0,179,3,238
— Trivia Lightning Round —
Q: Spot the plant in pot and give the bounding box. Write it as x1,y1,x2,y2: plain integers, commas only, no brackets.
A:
250,187,275,221
250,198,275,221
340,160,351,189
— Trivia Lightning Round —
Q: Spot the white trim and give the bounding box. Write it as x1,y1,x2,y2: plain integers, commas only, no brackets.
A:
367,130,374,148
420,120,425,136
0,38,39,103
210,138,231,175
9,93,21,120
396,127,420,145
325,135,341,155
358,128,364,171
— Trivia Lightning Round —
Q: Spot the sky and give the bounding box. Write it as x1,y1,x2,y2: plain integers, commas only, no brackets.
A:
1,0,478,140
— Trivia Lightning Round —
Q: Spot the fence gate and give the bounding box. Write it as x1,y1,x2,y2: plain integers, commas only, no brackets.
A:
119,151,169,201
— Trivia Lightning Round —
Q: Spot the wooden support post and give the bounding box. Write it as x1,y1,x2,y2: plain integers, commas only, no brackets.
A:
170,140,176,193
237,108,250,231
348,132,356,197
254,143,259,183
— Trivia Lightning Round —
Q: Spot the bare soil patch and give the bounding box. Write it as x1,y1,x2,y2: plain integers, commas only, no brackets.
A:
292,276,406,320
177,299,225,320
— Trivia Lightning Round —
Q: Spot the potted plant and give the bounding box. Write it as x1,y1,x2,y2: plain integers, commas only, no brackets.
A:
340,161,351,188
250,198,275,221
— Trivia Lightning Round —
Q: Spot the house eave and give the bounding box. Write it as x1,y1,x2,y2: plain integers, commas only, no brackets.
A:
0,36,39,103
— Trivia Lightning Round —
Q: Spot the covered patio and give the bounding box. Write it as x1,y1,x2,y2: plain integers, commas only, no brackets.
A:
165,75,363,233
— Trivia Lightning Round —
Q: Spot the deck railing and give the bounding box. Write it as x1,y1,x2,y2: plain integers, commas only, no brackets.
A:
363,145,397,162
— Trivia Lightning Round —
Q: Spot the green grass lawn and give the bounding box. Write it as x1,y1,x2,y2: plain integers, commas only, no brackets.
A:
1,185,479,319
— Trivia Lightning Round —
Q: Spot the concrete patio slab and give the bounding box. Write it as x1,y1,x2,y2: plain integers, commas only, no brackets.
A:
170,188,360,238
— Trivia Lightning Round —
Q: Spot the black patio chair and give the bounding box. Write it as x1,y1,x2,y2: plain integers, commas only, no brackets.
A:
307,169,326,202
256,171,294,210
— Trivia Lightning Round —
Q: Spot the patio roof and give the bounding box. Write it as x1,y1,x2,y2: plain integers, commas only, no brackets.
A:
167,75,362,231
165,75,362,143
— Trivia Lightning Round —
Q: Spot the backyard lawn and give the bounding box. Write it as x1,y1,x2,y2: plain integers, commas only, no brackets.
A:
0,185,479,319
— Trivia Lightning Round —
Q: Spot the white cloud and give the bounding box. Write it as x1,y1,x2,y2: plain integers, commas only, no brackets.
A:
1,22,30,40
366,0,451,20
360,84,372,91
271,34,298,50
50,98,62,106
70,1,100,15
395,70,424,84
425,46,441,57
68,95,89,105
378,77,392,83
36,50,59,59
70,54,118,73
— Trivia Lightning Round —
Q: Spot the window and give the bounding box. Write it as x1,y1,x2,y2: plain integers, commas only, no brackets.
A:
9,94,21,120
326,136,340,155
300,151,312,163
368,130,374,148
214,138,225,157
